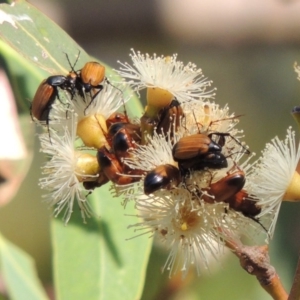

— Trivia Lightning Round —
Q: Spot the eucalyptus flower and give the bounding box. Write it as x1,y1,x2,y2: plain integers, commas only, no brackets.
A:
71,82,129,149
117,49,216,127
128,186,263,277
39,111,99,224
247,127,300,238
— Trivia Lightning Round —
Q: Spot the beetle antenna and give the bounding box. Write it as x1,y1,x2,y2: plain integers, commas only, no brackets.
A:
192,110,202,134
209,132,250,155
73,50,81,70
208,114,244,129
64,50,81,72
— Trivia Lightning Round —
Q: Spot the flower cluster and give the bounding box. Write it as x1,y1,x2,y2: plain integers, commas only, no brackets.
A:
33,50,300,276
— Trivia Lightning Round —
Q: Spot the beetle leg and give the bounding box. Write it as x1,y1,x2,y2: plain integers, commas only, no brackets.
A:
83,85,104,115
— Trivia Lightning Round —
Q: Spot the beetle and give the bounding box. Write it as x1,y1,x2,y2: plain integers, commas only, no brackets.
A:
172,133,228,172
110,123,141,162
97,146,141,185
69,61,106,103
107,122,140,141
33,67,105,126
112,128,136,161
79,61,105,94
31,53,105,125
202,170,261,217
201,170,266,233
202,170,246,205
106,112,129,128
144,164,181,195
97,147,125,184
31,52,83,123
30,75,75,123
64,53,107,105
228,189,261,217
83,172,109,190
140,98,183,144
78,62,125,114
155,99,184,136
103,121,142,178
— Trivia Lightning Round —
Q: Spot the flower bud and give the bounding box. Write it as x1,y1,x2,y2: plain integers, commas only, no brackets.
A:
77,114,108,149
283,171,300,201
74,152,100,182
146,87,173,118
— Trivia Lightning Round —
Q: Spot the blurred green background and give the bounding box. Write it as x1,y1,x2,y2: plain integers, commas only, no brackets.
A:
1,0,300,299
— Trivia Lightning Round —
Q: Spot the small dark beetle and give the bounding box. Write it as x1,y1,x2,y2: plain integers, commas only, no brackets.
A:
172,133,228,172
97,147,141,185
110,123,141,161
144,164,181,195
156,99,184,136
83,172,109,190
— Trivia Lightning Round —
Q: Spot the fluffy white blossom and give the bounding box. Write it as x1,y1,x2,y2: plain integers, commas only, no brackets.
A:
128,187,263,277
247,127,300,238
71,82,129,120
124,131,178,172
39,112,94,224
117,49,216,103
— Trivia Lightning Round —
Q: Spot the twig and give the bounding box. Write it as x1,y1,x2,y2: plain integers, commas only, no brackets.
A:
225,237,288,300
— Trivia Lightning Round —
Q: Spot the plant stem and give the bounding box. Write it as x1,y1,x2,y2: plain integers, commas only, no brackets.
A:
225,238,288,300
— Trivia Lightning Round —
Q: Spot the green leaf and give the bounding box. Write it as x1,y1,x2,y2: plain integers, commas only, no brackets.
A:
52,186,152,300
0,0,89,74
1,2,148,299
141,246,169,300
0,38,49,111
0,1,143,114
0,233,49,300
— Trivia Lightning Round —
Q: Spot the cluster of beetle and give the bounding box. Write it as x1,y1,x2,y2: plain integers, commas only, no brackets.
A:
31,54,105,123
144,126,262,221
31,54,262,227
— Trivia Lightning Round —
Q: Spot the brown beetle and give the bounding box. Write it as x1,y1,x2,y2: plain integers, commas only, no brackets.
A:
140,98,183,144
80,62,105,91
110,123,141,162
83,172,109,190
156,99,184,136
97,147,141,185
97,147,124,184
31,52,82,123
76,62,105,101
31,53,106,124
104,120,143,180
202,170,245,205
112,127,136,160
106,112,129,128
202,170,261,217
144,164,181,195
172,133,228,172
31,75,75,123
64,53,106,102
228,189,261,217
